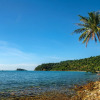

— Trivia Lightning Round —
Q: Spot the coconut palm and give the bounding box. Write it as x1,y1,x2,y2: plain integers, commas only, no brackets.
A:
73,11,100,47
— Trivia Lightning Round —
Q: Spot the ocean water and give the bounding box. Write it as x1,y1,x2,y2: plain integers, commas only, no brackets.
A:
0,71,99,96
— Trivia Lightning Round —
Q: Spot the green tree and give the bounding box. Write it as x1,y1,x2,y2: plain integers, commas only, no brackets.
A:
73,11,100,47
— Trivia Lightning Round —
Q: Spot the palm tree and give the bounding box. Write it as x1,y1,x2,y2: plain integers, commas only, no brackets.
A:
73,11,100,47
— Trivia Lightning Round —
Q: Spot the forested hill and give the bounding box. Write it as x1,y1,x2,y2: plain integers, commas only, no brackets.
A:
35,56,100,72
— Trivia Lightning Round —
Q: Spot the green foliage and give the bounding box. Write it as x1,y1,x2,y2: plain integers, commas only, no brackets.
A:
73,11,100,47
35,55,100,73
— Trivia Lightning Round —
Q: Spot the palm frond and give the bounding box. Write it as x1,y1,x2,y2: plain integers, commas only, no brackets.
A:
86,36,90,47
88,12,94,21
95,37,97,43
78,15,88,23
73,28,86,34
73,11,100,47
79,31,87,41
92,32,95,40
96,33,100,42
82,33,91,44
76,23,89,28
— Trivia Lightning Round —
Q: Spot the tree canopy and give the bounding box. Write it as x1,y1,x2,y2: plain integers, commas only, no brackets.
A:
35,55,100,73
73,11,100,47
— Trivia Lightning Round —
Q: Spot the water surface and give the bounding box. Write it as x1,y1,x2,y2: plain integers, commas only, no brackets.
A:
0,71,99,97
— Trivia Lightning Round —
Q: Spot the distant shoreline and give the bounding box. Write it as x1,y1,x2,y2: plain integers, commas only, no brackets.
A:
0,70,86,72
34,70,87,72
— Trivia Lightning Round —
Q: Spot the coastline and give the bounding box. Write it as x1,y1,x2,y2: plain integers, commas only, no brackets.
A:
1,81,100,100
34,70,87,72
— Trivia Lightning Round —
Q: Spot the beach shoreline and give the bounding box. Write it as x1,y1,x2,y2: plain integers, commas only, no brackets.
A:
0,81,100,100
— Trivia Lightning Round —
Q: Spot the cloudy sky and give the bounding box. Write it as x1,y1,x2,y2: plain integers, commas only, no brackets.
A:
0,0,100,70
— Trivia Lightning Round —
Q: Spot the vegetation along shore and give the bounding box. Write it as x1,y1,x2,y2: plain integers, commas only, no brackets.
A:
35,55,100,73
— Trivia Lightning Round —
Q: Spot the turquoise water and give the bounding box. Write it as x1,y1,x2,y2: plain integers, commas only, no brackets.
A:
0,71,99,96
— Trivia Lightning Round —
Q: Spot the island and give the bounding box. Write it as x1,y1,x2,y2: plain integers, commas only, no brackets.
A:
16,68,27,71
35,55,100,73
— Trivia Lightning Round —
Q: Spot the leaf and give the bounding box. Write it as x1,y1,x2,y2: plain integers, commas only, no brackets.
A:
79,31,87,41
78,15,88,23
73,28,86,34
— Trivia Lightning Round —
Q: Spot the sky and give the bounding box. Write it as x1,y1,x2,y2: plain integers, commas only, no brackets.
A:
0,0,100,70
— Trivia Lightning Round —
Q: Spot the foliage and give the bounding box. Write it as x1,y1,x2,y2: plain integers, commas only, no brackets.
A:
73,11,100,47
35,55,100,73
16,68,27,71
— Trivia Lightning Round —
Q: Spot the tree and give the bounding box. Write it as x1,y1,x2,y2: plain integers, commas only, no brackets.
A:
73,11,100,47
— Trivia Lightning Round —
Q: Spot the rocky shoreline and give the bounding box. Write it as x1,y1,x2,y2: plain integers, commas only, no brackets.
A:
82,81,100,100
0,81,100,100
70,81,100,100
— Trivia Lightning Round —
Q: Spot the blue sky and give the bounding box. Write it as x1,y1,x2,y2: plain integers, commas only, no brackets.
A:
0,0,100,70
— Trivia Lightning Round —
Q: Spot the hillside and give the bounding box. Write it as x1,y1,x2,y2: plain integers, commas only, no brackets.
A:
35,56,100,72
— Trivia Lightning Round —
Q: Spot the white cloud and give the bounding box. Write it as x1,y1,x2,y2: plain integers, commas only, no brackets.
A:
0,64,38,70
0,40,64,70
0,40,39,70
0,40,8,46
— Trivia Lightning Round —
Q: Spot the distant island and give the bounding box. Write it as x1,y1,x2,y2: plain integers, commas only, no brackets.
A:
35,55,100,73
16,68,27,71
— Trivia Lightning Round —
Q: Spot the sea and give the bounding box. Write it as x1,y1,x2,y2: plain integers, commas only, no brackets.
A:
0,71,99,97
